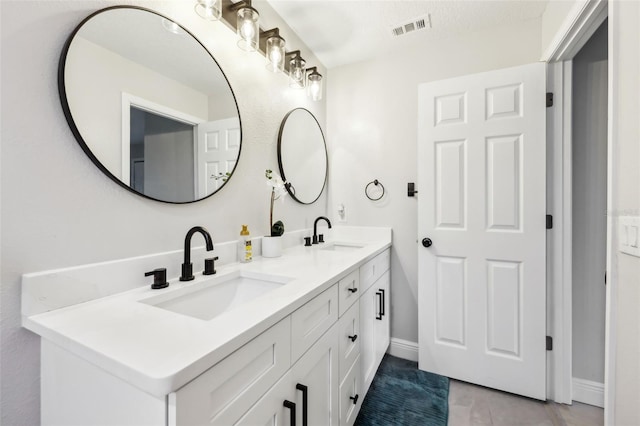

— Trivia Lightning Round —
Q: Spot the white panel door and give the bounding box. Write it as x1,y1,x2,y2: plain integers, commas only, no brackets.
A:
196,117,241,197
417,63,546,400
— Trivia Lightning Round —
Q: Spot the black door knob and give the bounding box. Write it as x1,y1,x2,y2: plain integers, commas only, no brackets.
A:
422,238,433,248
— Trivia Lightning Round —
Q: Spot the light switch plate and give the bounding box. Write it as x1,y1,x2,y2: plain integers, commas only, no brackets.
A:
619,216,640,257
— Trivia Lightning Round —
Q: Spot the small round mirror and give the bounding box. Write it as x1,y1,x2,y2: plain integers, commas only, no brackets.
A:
277,108,327,204
59,6,242,203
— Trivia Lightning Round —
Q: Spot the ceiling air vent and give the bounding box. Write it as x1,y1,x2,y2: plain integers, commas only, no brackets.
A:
390,14,432,37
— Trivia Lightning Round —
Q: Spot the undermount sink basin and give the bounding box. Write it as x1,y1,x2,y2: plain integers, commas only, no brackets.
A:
140,271,293,321
320,242,365,252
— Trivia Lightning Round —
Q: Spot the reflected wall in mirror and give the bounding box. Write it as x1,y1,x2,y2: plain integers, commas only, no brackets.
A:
59,6,242,203
277,108,327,204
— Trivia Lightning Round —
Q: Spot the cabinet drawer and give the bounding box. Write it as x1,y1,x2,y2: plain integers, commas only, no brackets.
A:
338,302,360,381
291,284,339,363
359,249,390,292
338,269,360,317
339,355,362,426
170,318,291,426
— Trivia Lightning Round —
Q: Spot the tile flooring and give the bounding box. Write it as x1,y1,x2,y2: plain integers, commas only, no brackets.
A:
448,380,604,426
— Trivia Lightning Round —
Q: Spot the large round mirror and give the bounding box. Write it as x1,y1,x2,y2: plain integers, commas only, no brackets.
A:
277,108,327,204
59,6,241,203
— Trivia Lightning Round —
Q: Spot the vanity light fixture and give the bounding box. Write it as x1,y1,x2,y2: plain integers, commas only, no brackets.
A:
287,51,306,88
194,0,221,21
197,0,325,96
234,1,260,52
262,29,286,72
306,67,323,101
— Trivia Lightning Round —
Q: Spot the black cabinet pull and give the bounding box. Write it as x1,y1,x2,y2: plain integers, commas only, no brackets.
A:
348,334,358,342
350,394,359,405
375,291,383,320
296,384,308,426
379,288,386,316
283,400,296,426
348,287,358,293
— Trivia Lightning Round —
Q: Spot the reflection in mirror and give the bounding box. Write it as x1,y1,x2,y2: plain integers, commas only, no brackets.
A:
277,108,327,204
59,6,241,203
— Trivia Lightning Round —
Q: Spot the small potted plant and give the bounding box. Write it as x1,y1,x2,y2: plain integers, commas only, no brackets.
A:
262,169,287,257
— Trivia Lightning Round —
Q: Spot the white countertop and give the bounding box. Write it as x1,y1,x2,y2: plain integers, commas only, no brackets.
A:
23,229,391,397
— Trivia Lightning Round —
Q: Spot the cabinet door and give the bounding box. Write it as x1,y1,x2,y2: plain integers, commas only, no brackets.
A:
360,271,391,395
374,271,390,363
170,319,291,425
235,371,297,426
359,284,377,394
291,323,340,426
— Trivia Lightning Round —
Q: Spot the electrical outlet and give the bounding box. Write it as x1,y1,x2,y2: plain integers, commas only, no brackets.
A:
619,216,640,257
337,203,347,222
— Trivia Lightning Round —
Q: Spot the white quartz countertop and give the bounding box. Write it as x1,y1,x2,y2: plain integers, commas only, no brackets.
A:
23,230,391,397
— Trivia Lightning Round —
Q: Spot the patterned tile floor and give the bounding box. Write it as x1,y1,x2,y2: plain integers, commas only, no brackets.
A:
448,380,604,426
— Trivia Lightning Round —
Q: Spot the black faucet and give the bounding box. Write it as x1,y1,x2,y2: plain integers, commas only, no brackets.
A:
313,216,332,244
180,226,214,281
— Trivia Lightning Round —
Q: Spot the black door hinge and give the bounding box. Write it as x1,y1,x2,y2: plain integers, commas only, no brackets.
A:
546,336,553,351
546,92,554,107
546,215,553,229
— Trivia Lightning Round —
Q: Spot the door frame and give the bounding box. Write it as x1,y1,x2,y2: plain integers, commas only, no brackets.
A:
121,92,204,186
543,0,611,418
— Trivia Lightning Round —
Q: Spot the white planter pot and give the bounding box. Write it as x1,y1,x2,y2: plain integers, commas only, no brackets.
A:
261,236,282,258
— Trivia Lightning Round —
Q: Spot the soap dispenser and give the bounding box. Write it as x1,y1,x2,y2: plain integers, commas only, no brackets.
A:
238,225,252,263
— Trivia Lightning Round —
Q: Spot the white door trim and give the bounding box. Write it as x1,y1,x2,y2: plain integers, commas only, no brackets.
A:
542,0,608,62
546,0,613,422
546,60,573,405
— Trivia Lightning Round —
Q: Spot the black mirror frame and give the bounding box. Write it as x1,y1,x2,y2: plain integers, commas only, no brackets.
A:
277,108,328,205
58,5,243,204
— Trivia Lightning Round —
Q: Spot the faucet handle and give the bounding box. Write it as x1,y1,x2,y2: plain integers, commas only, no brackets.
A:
145,268,169,289
204,257,218,276
318,234,325,243
304,237,312,247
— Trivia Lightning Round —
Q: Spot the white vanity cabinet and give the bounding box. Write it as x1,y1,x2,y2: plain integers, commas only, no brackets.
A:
37,247,392,426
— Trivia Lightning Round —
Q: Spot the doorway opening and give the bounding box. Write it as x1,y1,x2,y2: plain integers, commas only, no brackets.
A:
570,19,608,409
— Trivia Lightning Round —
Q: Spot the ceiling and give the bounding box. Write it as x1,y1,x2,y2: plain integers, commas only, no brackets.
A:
265,0,549,69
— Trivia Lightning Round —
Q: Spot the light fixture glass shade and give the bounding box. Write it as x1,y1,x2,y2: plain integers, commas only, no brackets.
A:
307,70,323,101
289,55,306,88
194,0,221,21
237,7,260,52
266,36,286,72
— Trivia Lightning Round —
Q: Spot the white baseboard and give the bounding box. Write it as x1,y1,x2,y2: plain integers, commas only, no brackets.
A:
572,377,604,408
388,338,419,362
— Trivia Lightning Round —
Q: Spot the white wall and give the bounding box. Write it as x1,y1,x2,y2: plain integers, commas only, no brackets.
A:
0,1,326,424
609,1,640,424
326,18,542,343
572,20,607,384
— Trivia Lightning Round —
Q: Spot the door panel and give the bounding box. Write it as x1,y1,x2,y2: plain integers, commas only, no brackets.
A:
418,63,546,400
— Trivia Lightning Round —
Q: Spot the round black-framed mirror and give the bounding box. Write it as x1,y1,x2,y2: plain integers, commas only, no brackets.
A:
59,6,242,204
277,108,328,205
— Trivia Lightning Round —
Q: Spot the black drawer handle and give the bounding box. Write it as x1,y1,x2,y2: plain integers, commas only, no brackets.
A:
379,288,385,316
350,394,359,405
283,400,296,426
348,287,358,293
348,334,358,342
296,384,308,426
376,291,383,320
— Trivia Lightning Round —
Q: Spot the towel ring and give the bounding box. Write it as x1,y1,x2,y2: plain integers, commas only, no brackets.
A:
365,179,385,201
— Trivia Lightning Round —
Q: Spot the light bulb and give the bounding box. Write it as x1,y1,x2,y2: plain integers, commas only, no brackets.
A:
237,7,259,51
